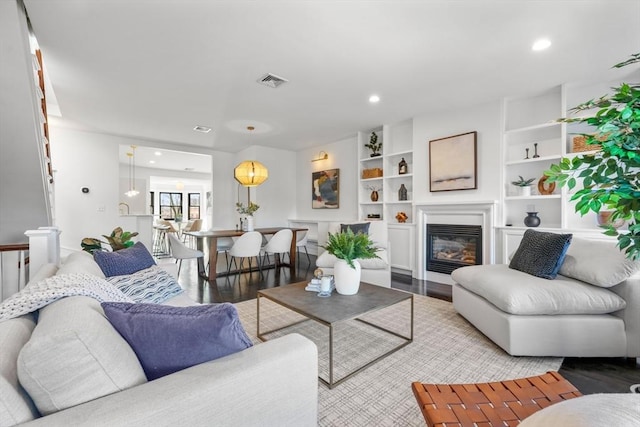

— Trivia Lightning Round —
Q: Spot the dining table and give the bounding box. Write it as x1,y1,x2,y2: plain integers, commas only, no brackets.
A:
183,227,308,281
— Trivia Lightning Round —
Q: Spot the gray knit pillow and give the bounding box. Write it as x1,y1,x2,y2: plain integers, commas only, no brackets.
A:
509,230,572,279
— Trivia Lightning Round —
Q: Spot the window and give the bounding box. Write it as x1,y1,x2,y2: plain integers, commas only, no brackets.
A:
160,192,182,219
188,193,200,220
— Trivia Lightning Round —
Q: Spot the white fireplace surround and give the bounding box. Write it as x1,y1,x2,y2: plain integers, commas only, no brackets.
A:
415,200,498,283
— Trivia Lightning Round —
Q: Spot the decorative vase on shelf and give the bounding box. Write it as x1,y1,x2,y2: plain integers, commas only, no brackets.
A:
398,184,408,201
243,216,254,231
398,157,408,175
370,190,379,202
333,259,361,295
524,212,541,227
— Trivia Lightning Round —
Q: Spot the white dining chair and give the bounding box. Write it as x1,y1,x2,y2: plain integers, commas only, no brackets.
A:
295,231,311,265
261,229,293,268
167,232,204,277
226,231,263,277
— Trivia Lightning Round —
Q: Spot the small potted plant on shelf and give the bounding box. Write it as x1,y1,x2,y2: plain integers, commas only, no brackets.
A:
364,131,382,157
323,228,379,295
511,176,535,196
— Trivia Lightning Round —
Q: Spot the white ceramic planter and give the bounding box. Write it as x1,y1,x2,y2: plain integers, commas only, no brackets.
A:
333,259,361,295
517,186,531,197
243,216,254,231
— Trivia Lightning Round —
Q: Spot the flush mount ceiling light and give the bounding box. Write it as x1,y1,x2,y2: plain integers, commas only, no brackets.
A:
532,38,551,51
193,125,212,133
176,181,185,190
154,151,162,156
369,95,380,103
149,160,155,164
124,145,140,198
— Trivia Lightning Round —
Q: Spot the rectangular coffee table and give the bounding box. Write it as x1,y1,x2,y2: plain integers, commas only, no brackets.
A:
257,281,413,388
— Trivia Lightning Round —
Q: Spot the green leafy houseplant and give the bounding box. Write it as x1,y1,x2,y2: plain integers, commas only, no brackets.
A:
544,53,640,259
364,131,382,157
236,201,260,216
322,228,379,269
511,176,535,187
81,227,139,254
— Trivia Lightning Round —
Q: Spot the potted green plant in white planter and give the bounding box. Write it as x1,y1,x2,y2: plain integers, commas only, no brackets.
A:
236,201,259,231
545,53,640,259
511,176,535,197
322,228,379,295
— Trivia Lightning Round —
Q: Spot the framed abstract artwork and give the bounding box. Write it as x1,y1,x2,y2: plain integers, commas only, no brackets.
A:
312,168,339,209
429,131,477,192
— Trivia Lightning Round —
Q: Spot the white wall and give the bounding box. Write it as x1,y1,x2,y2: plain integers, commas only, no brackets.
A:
294,135,358,221
0,0,51,243
234,145,297,229
412,100,502,205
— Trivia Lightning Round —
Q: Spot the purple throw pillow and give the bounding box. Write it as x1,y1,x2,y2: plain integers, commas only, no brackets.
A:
101,302,253,380
94,242,156,277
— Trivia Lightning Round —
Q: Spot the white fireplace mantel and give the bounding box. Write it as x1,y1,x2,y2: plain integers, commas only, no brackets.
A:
415,200,498,282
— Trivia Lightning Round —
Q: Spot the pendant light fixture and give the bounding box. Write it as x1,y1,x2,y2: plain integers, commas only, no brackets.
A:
124,145,139,197
234,126,268,204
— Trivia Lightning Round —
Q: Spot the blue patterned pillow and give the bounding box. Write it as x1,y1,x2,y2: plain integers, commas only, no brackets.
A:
509,230,573,279
101,302,253,380
106,266,183,303
94,242,156,277
340,222,370,235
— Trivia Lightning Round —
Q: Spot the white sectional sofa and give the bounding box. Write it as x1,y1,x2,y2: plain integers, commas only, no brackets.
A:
0,251,318,427
452,236,640,358
315,220,391,287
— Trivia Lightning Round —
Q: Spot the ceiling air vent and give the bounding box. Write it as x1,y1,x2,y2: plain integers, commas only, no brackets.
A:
257,73,288,88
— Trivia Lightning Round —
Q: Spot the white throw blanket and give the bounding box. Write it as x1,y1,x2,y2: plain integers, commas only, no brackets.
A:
0,273,133,321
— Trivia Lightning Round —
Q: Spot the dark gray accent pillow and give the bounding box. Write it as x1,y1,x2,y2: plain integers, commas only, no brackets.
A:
94,242,156,277
340,222,370,235
509,230,573,279
102,302,253,380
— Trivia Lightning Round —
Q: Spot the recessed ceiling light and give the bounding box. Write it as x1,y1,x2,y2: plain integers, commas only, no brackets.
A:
193,125,212,133
154,151,162,156
149,160,155,164
369,95,380,103
532,38,551,51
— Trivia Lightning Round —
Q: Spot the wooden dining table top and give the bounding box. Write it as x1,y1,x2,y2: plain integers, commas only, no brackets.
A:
184,226,308,239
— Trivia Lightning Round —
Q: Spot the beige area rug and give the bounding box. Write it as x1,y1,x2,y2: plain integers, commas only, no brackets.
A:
235,293,563,426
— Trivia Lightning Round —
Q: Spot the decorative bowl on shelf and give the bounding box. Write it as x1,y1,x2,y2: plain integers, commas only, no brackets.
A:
596,211,625,229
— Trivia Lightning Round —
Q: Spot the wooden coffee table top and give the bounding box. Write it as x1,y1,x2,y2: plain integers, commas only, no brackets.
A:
257,281,412,325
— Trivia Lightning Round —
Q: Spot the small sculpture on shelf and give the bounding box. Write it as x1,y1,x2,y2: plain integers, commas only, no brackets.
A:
398,157,408,175
364,132,382,157
395,212,408,223
537,175,556,195
533,142,540,158
524,148,530,159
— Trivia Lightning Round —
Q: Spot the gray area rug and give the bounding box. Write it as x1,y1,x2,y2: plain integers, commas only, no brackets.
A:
235,292,563,426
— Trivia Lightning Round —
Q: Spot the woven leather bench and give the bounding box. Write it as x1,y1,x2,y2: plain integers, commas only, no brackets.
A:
411,371,582,427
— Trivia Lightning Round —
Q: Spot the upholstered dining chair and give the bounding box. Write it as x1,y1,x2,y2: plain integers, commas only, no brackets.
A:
261,229,293,268
226,231,263,278
167,232,204,278
295,231,311,265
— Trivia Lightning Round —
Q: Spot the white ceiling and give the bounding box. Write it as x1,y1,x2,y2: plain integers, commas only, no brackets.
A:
24,0,640,157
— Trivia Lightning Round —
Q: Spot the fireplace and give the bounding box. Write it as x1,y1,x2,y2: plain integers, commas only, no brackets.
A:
426,224,482,274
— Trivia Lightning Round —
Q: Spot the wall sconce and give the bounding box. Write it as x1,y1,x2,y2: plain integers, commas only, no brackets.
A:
311,151,329,162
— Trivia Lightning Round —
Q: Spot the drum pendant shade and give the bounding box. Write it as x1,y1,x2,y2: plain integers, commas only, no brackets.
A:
234,160,268,187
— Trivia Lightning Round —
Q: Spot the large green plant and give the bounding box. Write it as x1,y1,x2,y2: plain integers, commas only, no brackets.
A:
545,53,640,259
323,228,379,269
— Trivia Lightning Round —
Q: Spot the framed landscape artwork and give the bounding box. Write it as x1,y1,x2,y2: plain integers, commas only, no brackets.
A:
312,168,339,209
429,131,477,192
